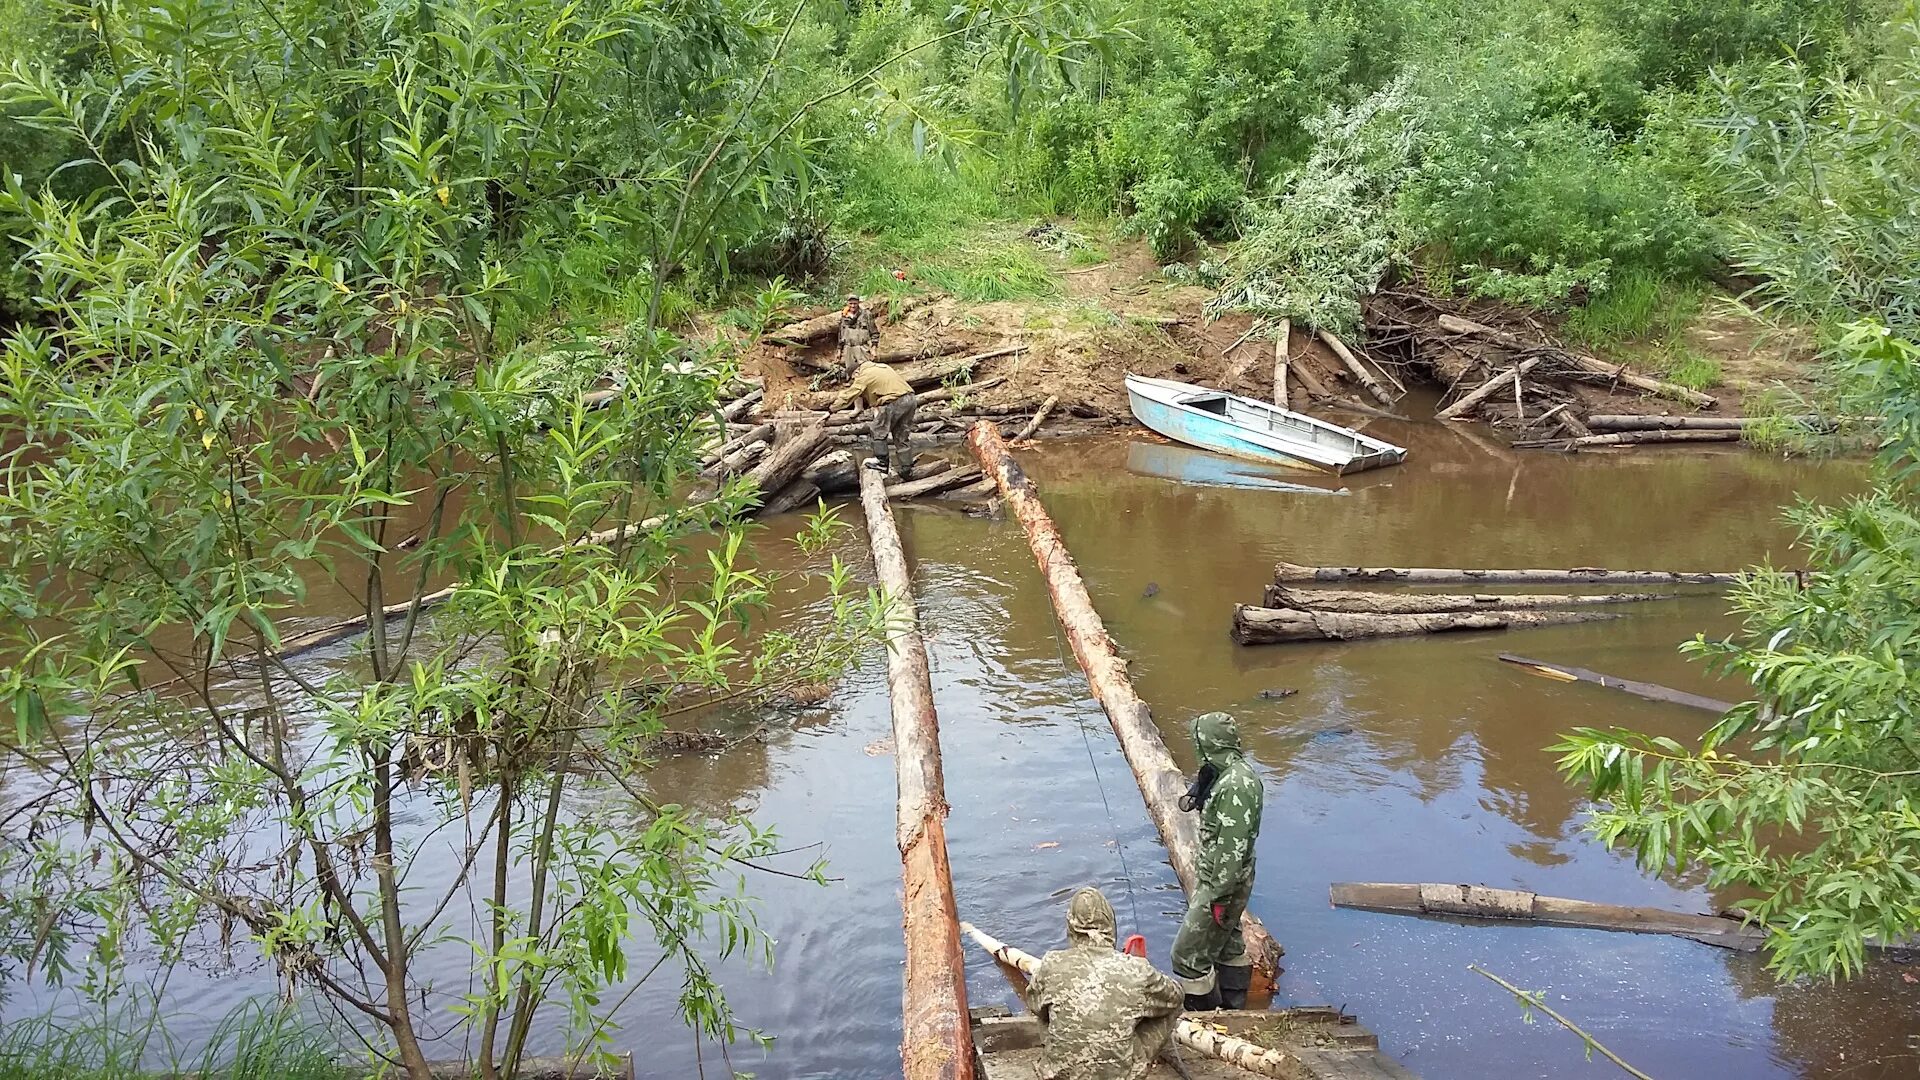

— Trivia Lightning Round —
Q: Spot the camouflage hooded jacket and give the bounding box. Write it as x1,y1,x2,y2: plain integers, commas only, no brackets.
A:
1026,889,1184,1080
1191,712,1262,900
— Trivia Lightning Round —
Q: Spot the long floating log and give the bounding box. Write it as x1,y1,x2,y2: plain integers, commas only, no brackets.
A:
1232,605,1619,645
958,923,1298,1079
1512,429,1742,450
1264,586,1677,615
860,468,976,1080
1497,653,1736,713
1274,562,1745,586
1435,358,1542,421
964,422,1284,987
1329,882,1767,950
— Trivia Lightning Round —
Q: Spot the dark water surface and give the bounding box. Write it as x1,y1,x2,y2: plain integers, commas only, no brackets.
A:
13,420,1917,1079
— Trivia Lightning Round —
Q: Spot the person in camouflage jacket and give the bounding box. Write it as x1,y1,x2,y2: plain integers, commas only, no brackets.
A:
1025,888,1184,1080
1169,711,1263,1010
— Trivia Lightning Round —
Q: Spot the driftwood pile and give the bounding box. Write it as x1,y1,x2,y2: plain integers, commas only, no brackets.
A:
1363,290,1753,451
1229,562,1740,645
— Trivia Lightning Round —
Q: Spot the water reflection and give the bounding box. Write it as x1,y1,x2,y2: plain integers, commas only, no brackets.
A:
7,425,1907,1079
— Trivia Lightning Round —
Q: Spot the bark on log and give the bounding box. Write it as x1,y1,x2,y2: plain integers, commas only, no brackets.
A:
941,477,999,500
1328,883,1766,951
742,421,832,508
712,439,770,478
964,422,1284,987
766,301,890,347
1274,562,1745,586
886,464,983,500
1435,358,1543,421
959,924,1300,1079
1497,653,1735,713
1232,605,1620,644
1513,430,1742,450
705,423,775,477
1272,320,1292,407
1583,414,1749,431
1010,396,1058,442
874,340,965,365
759,480,821,516
1319,329,1395,405
860,468,976,1080
720,388,764,422
917,375,1007,405
1263,586,1678,615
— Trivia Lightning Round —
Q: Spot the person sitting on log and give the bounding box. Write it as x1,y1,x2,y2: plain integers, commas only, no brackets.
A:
1170,711,1264,1011
828,357,917,478
1025,887,1184,1080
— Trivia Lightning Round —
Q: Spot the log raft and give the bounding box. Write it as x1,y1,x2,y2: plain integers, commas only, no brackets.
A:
1273,562,1745,586
964,422,1285,989
1233,605,1619,645
860,467,976,1080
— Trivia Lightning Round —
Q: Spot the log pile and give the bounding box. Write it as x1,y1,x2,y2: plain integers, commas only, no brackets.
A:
1363,289,1750,450
1231,563,1742,647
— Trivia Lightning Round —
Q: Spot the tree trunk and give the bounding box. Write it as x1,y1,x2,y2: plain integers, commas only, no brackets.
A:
759,480,822,515
1496,653,1735,713
765,301,889,347
705,424,774,477
1327,883,1766,951
1513,429,1742,449
1271,321,1290,407
1318,329,1394,405
741,421,831,508
887,465,983,500
964,422,1284,988
858,467,976,1080
1435,358,1542,421
1232,605,1619,644
1273,562,1745,586
1264,586,1677,614
720,387,764,422
1009,396,1058,442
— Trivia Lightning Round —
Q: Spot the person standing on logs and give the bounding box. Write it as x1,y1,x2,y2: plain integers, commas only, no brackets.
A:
829,357,918,478
1025,887,1184,1080
838,293,879,374
1170,711,1264,1011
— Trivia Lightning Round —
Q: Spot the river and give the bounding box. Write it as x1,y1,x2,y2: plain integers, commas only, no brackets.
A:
8,418,1913,1079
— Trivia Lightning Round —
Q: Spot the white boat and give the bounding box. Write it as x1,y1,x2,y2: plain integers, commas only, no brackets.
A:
1125,374,1407,475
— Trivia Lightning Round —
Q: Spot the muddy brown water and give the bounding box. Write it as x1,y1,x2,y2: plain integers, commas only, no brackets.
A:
8,418,1914,1079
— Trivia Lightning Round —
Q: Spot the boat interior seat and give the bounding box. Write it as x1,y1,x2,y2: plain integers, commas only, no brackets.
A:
1180,394,1231,415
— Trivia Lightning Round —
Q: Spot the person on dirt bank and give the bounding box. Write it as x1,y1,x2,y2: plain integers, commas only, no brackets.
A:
829,357,918,478
1170,711,1263,1011
1025,887,1184,1080
838,293,879,373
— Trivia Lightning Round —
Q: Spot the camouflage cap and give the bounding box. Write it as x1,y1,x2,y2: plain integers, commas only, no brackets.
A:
1065,887,1117,949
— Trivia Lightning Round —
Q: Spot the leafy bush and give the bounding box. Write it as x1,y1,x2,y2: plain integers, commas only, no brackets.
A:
1207,80,1421,334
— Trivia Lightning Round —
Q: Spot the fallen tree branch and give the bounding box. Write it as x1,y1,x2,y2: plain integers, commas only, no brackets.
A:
1469,966,1658,1080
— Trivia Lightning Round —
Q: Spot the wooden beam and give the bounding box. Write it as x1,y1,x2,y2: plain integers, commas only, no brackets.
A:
1497,653,1736,713
1274,562,1745,586
859,467,976,1080
964,421,1284,988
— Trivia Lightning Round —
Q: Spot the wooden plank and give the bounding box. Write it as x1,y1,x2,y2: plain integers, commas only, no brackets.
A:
860,468,976,1080
1497,653,1736,713
964,422,1284,987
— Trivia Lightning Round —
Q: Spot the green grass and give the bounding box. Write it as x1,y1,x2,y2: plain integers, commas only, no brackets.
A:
1657,345,1723,391
1066,243,1111,267
0,1000,341,1080
1563,269,1707,348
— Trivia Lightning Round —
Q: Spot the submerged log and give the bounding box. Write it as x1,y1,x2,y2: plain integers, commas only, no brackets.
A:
965,422,1284,988
959,923,1298,1079
860,468,976,1080
1264,586,1677,615
1274,562,1745,586
1435,358,1542,421
1232,605,1619,644
1329,882,1766,950
1497,653,1736,713
1512,429,1742,450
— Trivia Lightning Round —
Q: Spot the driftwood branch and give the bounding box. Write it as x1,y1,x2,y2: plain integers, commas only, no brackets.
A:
1469,966,1659,1080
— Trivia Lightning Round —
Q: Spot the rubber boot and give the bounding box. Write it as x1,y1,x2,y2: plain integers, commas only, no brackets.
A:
1217,964,1251,1010
1182,986,1221,1012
